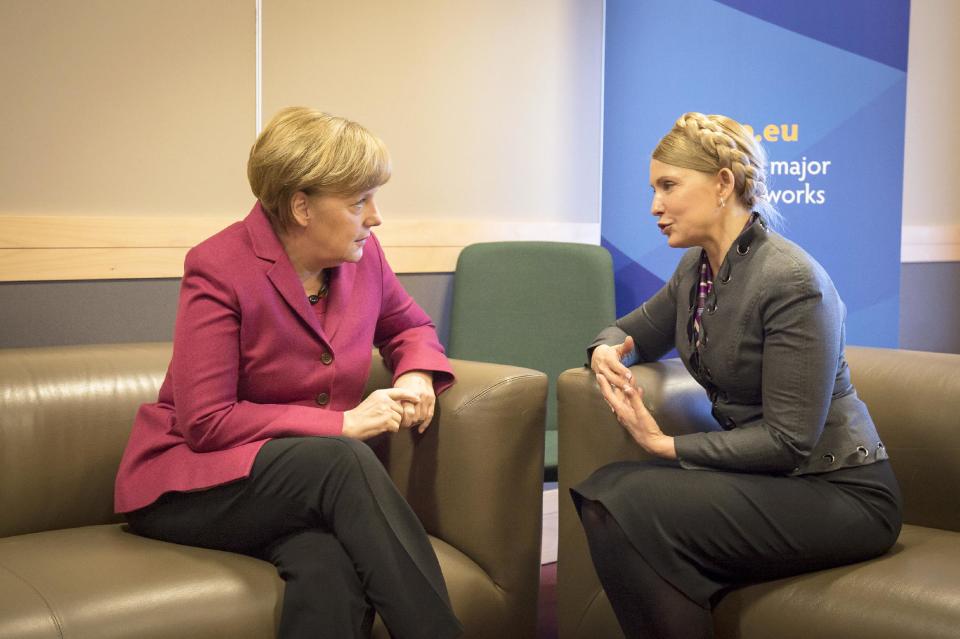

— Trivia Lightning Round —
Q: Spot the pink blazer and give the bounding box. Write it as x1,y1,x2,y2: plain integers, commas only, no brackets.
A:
114,203,454,513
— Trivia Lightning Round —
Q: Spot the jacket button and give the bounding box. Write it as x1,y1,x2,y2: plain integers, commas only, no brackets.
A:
315,392,330,406
823,453,836,464
320,352,333,365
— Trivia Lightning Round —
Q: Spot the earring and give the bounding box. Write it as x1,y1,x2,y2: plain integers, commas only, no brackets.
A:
719,198,725,208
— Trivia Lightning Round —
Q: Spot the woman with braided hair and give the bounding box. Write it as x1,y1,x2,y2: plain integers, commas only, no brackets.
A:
572,112,901,638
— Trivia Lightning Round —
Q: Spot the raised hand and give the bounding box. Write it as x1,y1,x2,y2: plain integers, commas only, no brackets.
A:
591,335,637,398
596,373,676,460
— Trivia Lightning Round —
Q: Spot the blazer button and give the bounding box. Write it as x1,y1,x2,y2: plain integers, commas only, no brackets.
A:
320,352,334,365
315,392,330,406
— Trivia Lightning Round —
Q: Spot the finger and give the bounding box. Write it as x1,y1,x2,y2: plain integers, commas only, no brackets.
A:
409,400,423,425
385,411,401,433
619,337,636,376
599,358,631,388
412,394,427,423
609,359,633,384
418,398,435,433
623,384,650,416
385,387,421,403
403,401,418,428
597,374,625,412
388,399,405,418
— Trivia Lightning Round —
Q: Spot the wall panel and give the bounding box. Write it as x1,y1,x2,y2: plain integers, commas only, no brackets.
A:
0,0,256,218
261,0,604,224
0,0,604,281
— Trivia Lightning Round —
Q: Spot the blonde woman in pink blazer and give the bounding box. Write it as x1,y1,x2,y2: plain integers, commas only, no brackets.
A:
115,107,462,639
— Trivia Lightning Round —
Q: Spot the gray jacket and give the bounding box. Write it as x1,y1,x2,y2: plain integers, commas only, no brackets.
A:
591,218,888,475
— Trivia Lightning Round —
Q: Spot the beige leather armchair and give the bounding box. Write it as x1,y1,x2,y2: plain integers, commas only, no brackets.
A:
0,342,546,639
558,346,960,639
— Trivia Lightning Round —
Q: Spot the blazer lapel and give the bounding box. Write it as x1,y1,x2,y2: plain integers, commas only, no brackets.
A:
323,262,356,341
244,203,329,345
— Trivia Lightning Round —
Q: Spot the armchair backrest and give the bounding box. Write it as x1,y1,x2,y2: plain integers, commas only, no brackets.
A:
844,346,960,532
449,241,616,474
0,343,171,537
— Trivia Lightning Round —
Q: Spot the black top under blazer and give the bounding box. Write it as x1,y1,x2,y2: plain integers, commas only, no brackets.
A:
591,217,888,476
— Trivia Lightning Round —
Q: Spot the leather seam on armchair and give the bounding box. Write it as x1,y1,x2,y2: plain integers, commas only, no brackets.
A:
0,561,64,639
576,586,606,634
452,373,544,415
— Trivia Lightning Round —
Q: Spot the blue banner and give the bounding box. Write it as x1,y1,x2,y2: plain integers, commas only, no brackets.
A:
602,0,910,347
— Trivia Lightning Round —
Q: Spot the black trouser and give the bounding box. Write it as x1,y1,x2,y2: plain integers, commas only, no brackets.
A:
126,437,463,639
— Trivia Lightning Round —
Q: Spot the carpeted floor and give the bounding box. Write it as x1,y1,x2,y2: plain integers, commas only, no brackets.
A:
538,562,558,639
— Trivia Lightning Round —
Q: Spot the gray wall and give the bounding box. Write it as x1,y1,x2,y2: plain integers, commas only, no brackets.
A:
0,274,454,350
899,262,960,354
1,265,958,354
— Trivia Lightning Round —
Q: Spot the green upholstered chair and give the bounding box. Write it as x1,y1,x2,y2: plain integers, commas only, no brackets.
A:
447,241,616,481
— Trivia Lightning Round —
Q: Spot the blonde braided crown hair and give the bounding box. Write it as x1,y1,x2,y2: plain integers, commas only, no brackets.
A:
653,112,782,228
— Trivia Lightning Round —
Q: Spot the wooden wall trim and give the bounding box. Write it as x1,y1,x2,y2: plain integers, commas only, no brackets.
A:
4,217,955,280
901,224,960,263
0,215,601,281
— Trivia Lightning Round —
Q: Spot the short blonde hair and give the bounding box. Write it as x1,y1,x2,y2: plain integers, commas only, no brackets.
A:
653,112,782,228
248,107,391,232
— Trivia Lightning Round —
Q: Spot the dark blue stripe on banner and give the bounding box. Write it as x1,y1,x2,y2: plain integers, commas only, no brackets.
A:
715,0,910,71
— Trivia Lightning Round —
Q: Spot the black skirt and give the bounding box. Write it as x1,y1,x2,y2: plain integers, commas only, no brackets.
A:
571,460,902,608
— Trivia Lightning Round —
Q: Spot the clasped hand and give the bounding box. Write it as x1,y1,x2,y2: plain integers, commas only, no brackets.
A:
342,371,436,440
591,337,676,460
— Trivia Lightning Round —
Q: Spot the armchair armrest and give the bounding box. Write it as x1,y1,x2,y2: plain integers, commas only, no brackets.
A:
557,360,714,638
365,353,547,637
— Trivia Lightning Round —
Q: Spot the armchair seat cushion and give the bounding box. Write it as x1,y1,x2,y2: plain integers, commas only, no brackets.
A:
572,525,960,639
0,525,508,639
0,524,281,639
712,524,960,639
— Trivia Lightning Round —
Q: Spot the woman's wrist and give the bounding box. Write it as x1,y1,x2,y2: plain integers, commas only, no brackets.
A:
649,434,677,460
395,369,433,384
